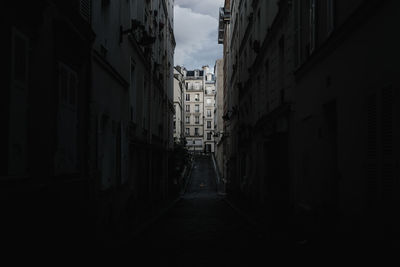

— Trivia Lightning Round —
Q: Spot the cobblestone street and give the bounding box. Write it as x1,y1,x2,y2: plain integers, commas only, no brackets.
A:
124,155,270,265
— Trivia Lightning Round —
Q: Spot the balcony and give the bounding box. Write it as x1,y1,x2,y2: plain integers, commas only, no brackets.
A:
186,86,204,91
219,7,231,24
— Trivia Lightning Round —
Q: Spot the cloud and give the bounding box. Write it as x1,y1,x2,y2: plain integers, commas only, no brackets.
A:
174,3,224,72
175,0,224,19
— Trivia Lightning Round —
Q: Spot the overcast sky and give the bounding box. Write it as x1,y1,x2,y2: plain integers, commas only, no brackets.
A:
174,0,224,72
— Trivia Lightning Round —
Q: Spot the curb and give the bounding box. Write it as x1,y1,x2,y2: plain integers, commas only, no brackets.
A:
211,153,224,194
181,160,194,195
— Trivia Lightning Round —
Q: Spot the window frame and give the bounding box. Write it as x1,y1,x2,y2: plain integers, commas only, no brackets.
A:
309,0,316,54
327,0,335,36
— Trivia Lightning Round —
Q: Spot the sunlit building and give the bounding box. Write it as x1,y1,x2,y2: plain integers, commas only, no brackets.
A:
181,66,216,153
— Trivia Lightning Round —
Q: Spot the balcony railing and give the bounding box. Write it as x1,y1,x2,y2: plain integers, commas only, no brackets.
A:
186,86,204,91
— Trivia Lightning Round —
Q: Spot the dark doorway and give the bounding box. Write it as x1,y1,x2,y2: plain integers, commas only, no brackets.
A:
263,131,290,238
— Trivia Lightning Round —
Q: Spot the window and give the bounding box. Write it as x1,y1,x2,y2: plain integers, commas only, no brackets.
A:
58,62,78,109
130,60,137,122
186,94,190,101
186,116,190,123
142,79,148,129
195,116,200,124
12,30,29,86
55,62,79,174
294,1,302,67
195,104,200,112
207,110,212,117
185,128,190,135
207,121,211,129
9,28,29,175
207,132,212,140
130,0,139,20
309,0,316,53
173,121,176,131
195,94,199,101
80,0,92,22
195,128,199,136
327,0,335,35
186,105,190,112
279,36,284,90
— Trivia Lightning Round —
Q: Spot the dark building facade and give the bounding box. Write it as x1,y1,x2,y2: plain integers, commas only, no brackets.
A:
219,0,400,242
1,0,95,246
292,0,400,241
2,0,176,248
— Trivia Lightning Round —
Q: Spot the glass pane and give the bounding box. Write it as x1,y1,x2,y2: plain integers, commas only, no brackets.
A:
69,73,78,106
13,35,27,83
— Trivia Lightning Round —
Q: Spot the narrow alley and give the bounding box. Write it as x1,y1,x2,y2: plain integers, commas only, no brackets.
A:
2,0,399,261
123,155,268,265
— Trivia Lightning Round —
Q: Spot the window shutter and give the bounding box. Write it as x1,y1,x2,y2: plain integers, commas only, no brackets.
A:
327,0,335,35
9,28,29,175
55,62,78,175
381,87,394,203
309,0,316,53
366,93,378,207
69,72,78,107
80,0,92,22
294,0,302,67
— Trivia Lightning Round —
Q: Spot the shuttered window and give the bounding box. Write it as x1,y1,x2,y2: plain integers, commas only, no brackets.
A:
327,0,335,35
366,87,394,208
55,62,78,174
80,0,92,22
130,60,137,122
294,0,302,67
9,28,29,175
381,87,394,203
366,93,378,207
309,0,316,53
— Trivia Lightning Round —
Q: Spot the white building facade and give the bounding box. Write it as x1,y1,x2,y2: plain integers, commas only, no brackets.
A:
181,66,216,153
